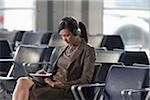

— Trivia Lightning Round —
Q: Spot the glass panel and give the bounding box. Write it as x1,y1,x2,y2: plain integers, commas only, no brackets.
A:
104,0,150,10
0,10,3,28
0,0,4,28
4,0,34,8
103,0,150,49
0,0,35,31
4,9,34,31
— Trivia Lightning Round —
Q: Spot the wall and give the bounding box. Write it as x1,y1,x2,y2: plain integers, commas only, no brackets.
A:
35,0,103,34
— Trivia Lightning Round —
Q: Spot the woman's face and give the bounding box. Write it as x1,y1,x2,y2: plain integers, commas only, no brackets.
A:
59,29,77,45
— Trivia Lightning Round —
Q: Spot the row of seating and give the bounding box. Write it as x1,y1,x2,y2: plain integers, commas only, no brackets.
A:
0,39,149,78
0,44,61,96
0,30,66,50
0,31,126,77
0,44,61,77
0,30,125,51
0,30,150,100
88,34,124,50
3,44,147,100
9,46,148,100
71,64,150,100
96,49,149,65
0,30,26,50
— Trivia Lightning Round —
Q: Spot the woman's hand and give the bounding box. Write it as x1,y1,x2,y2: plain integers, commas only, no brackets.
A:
36,69,46,74
44,78,64,88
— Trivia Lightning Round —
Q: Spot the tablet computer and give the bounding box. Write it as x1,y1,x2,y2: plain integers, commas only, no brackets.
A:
29,73,52,77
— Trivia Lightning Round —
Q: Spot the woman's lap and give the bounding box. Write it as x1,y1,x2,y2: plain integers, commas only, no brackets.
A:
30,85,74,100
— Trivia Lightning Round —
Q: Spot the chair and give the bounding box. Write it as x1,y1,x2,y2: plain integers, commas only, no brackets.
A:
0,30,26,51
0,40,13,76
122,87,150,100
71,64,102,100
12,45,55,78
41,32,53,44
100,35,124,50
11,30,26,51
119,51,149,65
74,65,149,100
0,30,27,49
71,62,123,100
96,49,124,63
20,31,52,46
13,31,26,42
94,62,123,83
49,32,66,46
46,46,61,73
0,45,55,94
121,64,150,100
0,31,16,43
88,34,103,48
0,28,8,32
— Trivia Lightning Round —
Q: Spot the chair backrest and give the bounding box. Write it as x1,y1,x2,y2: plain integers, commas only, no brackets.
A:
84,63,123,100
96,49,124,63
41,32,53,44
13,31,26,41
49,32,66,46
88,34,103,48
104,65,149,100
0,28,8,31
93,62,123,83
21,31,52,45
84,64,102,100
119,51,149,65
46,46,61,72
12,30,26,50
0,31,16,43
13,45,55,78
0,40,12,59
0,40,13,76
100,35,124,50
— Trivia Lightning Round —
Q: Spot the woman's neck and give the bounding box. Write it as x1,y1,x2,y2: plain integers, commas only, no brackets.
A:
71,37,82,46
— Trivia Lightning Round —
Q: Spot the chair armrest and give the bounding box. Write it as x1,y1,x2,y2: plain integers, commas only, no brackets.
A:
22,62,53,71
71,84,81,100
0,76,15,80
0,65,16,81
0,59,14,77
121,87,150,100
0,59,14,62
23,62,52,67
77,83,105,100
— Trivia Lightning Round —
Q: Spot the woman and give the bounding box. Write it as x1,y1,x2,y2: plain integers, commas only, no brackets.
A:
12,16,96,100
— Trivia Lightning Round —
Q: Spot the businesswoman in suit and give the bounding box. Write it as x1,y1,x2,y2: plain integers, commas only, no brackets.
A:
12,16,96,100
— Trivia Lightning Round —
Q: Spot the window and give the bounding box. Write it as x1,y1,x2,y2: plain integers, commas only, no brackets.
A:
103,0,150,49
0,0,35,31
0,0,4,28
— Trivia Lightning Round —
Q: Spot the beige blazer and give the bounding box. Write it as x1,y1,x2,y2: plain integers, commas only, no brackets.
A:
52,40,96,86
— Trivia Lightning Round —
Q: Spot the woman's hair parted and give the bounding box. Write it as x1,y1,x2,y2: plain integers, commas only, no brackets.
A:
58,16,88,43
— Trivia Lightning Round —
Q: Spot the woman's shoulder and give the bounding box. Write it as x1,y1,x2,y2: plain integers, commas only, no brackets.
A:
83,42,95,51
87,43,95,48
83,43,96,56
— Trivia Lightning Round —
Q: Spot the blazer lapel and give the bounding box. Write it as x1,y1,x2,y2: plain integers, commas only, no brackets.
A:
53,40,86,70
52,45,68,67
66,42,84,69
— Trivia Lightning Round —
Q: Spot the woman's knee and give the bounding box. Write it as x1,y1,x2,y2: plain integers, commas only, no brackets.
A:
17,77,34,89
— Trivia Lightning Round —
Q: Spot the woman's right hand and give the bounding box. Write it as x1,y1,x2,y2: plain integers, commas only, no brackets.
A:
36,69,45,74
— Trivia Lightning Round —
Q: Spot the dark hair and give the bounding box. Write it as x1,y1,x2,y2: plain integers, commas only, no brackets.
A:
58,16,88,43
78,22,88,43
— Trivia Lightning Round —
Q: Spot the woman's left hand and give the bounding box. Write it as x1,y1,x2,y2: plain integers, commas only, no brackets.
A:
44,78,64,88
